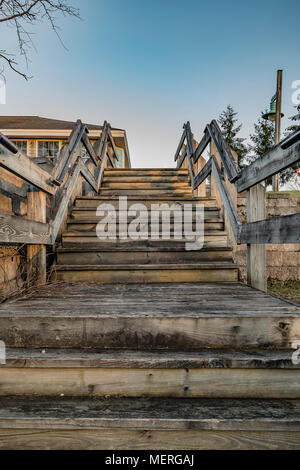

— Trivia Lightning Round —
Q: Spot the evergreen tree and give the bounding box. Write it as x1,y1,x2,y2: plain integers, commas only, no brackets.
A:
248,111,275,186
286,104,300,134
282,104,300,185
218,105,248,167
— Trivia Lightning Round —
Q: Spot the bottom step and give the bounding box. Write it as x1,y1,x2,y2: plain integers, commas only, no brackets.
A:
52,263,239,283
0,397,299,450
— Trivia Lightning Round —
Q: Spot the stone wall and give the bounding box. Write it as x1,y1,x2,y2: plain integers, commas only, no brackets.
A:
235,193,300,282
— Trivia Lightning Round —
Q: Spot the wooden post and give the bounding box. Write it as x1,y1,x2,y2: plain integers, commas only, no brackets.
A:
273,69,283,192
247,184,267,291
27,187,47,286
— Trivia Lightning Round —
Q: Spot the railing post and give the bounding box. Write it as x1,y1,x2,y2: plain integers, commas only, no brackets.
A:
247,184,267,291
27,187,47,286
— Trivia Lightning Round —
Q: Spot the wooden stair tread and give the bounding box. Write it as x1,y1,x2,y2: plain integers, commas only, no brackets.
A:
0,396,299,431
4,348,300,369
53,263,238,270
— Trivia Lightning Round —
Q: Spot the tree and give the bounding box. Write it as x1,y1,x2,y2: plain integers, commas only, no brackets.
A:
0,0,80,80
218,104,248,167
249,110,299,187
247,111,275,186
286,104,300,134
282,104,300,185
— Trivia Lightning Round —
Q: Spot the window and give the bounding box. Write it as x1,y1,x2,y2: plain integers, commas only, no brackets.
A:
38,141,59,159
115,148,123,168
11,140,27,154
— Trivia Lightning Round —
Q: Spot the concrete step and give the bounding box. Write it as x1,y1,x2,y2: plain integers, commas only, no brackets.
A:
1,282,298,350
56,247,233,265
1,348,299,399
0,396,299,449
52,263,239,283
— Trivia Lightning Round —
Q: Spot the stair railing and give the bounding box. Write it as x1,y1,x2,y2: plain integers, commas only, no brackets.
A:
0,120,128,287
175,121,300,290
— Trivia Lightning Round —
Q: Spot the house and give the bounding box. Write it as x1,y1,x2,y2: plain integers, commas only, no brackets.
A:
0,116,130,168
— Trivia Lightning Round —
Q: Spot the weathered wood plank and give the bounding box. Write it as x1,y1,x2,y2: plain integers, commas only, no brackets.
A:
241,213,300,244
193,127,211,163
193,157,212,189
0,211,50,244
236,138,300,192
174,129,186,161
0,150,55,195
81,131,99,165
208,121,240,182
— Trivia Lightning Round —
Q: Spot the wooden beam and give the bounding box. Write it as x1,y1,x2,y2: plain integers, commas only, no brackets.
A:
27,188,47,286
211,156,242,242
208,120,240,182
236,139,300,192
246,184,266,292
193,158,212,189
81,131,99,165
193,127,210,163
241,213,300,244
176,147,187,169
0,211,50,244
0,150,55,195
174,129,186,161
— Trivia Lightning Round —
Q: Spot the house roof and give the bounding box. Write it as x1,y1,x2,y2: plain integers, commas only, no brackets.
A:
0,116,122,131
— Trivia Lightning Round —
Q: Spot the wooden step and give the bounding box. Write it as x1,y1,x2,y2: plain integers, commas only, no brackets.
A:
1,349,299,399
61,231,228,247
101,182,191,189
2,282,298,350
104,168,189,176
71,207,220,220
66,220,224,233
98,189,194,196
0,397,299,449
75,196,217,208
52,263,238,283
103,175,190,182
57,247,232,265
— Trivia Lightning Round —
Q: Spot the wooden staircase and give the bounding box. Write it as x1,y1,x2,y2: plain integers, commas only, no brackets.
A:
53,168,238,283
0,168,299,450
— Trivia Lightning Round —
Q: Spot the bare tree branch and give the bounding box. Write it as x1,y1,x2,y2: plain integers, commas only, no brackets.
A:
0,0,80,79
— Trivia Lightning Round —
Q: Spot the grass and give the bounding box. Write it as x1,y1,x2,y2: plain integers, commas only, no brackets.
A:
267,190,300,199
268,280,300,305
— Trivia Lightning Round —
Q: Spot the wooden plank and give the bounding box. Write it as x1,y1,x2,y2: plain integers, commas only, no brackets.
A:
1,428,299,450
193,157,212,189
193,127,211,163
1,367,299,399
174,129,186,161
211,156,242,242
241,213,300,244
27,188,47,285
236,138,300,192
208,120,240,182
176,147,187,168
0,150,55,195
0,211,50,244
93,121,107,159
51,120,86,183
81,131,99,165
246,184,266,292
107,126,119,164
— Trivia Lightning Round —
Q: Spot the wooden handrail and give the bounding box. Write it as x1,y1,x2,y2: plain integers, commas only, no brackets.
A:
0,119,123,246
175,121,300,245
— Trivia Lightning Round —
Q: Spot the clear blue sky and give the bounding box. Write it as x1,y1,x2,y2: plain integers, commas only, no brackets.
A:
1,0,300,167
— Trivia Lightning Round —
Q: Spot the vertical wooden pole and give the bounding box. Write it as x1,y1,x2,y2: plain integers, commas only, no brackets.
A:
273,69,283,192
247,184,267,291
27,187,47,286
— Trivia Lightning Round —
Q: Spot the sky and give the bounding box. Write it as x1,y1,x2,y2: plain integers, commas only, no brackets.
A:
1,0,300,167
